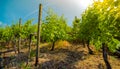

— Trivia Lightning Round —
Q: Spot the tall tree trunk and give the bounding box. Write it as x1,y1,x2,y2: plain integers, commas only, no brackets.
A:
86,40,93,54
102,43,111,69
82,40,85,48
51,41,55,51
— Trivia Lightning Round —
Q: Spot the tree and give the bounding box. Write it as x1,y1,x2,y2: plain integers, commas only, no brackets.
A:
1,26,13,50
41,9,68,51
0,27,4,41
21,19,37,39
79,5,97,54
72,16,81,43
79,0,120,68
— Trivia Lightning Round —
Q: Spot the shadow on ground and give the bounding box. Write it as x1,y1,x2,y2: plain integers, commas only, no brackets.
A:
37,45,87,69
0,52,28,68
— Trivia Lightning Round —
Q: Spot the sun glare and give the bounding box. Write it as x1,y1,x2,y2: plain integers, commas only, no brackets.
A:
94,0,103,2
80,0,93,8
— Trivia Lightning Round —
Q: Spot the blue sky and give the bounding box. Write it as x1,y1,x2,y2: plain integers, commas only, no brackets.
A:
0,0,93,27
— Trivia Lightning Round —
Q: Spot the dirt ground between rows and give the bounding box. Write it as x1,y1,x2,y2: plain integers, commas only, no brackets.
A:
1,41,120,69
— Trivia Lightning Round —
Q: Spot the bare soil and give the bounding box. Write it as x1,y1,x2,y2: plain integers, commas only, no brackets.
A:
1,41,120,69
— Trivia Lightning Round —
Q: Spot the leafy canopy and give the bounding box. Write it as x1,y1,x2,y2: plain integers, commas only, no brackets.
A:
41,9,68,42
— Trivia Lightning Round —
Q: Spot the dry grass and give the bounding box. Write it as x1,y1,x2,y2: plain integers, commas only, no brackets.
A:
1,40,120,69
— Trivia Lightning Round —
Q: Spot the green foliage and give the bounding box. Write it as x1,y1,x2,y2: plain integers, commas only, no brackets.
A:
0,27,4,41
21,20,37,39
41,10,68,42
1,26,13,41
72,16,81,40
0,19,37,43
79,0,120,52
11,23,20,38
1,1,120,53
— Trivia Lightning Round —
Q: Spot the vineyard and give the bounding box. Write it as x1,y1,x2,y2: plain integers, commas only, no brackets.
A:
0,0,120,69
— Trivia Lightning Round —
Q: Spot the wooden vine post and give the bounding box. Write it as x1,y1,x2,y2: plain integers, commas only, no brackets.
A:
18,18,21,53
35,4,42,67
